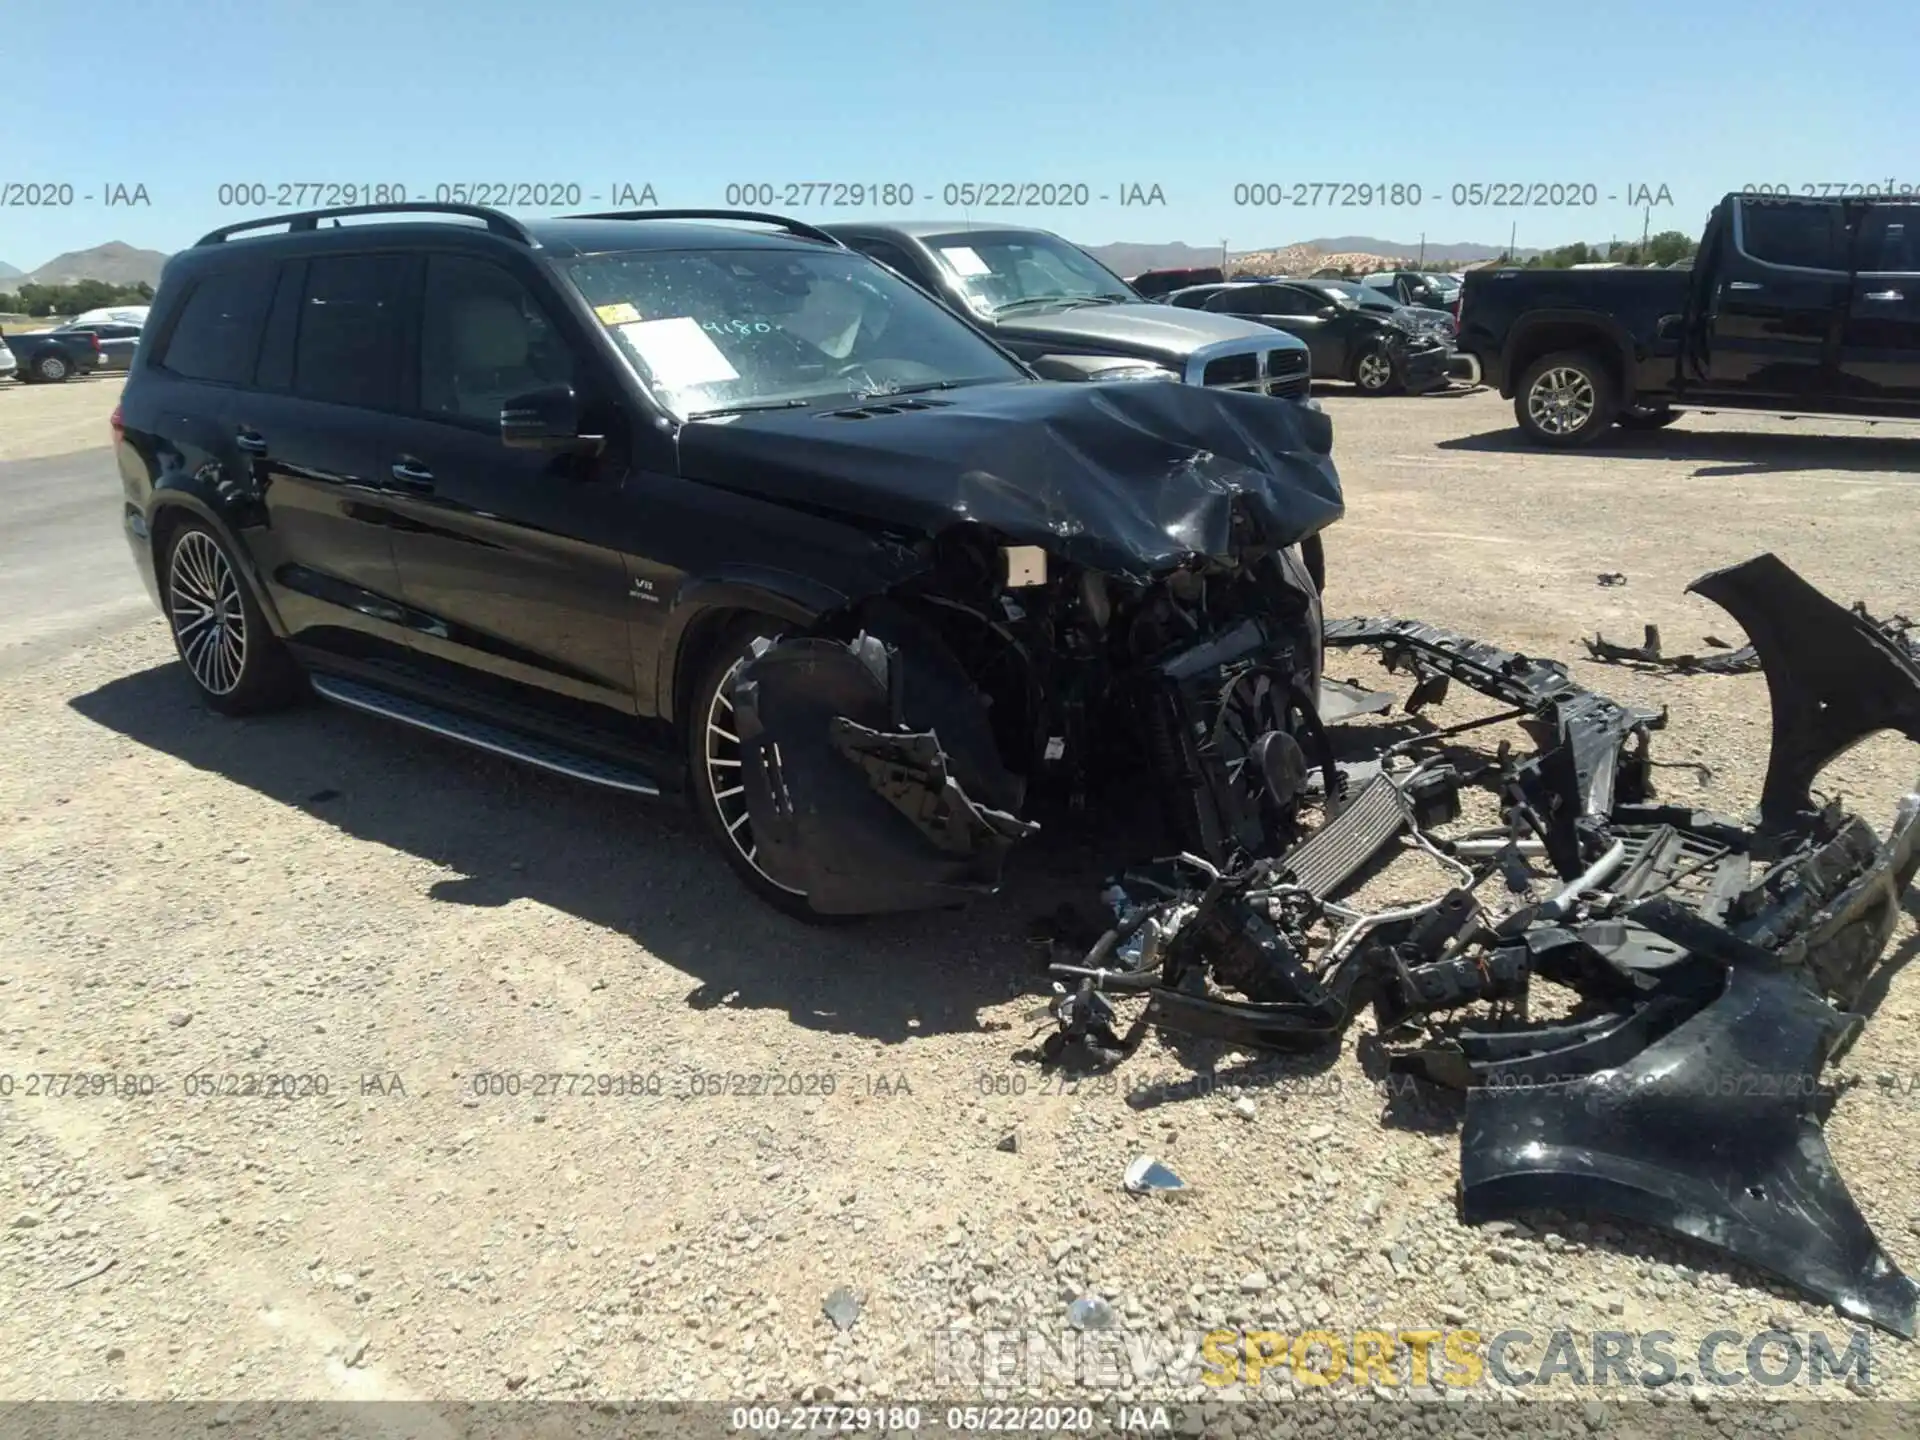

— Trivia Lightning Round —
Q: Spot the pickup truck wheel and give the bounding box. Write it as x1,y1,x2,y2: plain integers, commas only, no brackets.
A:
31,353,71,383
1515,350,1617,446
1617,404,1681,431
688,622,849,924
1351,344,1398,394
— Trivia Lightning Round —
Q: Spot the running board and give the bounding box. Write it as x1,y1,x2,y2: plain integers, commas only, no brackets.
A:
309,674,663,797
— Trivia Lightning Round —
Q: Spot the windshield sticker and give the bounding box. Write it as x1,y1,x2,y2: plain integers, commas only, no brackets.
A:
939,245,992,277
594,301,642,325
617,317,740,387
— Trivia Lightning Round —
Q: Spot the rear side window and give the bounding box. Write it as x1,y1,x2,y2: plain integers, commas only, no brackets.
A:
1740,201,1846,271
156,264,275,384
293,254,411,409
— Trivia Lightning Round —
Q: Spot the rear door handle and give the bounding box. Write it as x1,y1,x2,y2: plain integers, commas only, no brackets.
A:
1863,289,1905,301
388,461,435,492
234,428,269,454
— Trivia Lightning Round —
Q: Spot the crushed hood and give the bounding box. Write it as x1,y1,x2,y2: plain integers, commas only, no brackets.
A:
675,379,1343,579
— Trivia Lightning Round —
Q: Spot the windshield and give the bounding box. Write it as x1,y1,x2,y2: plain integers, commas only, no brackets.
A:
564,247,1026,419
922,232,1136,316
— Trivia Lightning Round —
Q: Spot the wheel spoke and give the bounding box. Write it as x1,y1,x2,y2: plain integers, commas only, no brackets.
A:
170,533,247,696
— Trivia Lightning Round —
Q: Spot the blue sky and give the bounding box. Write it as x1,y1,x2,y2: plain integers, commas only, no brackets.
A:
2,0,1915,270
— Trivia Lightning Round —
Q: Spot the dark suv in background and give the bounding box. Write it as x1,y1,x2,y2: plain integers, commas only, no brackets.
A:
114,204,1342,918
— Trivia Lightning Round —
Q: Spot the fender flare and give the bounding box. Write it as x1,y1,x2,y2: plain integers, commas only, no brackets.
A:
655,569,856,726
1501,311,1638,400
147,488,291,639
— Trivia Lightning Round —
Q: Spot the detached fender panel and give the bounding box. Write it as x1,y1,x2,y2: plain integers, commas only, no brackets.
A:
1689,552,1920,827
730,611,1036,915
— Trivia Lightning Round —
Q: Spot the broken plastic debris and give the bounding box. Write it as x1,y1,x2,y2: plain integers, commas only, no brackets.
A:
1123,1156,1187,1195
822,1286,860,1332
1066,1296,1117,1331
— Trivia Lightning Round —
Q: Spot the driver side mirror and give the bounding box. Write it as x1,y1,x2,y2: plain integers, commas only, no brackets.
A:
501,386,604,455
1318,305,1342,320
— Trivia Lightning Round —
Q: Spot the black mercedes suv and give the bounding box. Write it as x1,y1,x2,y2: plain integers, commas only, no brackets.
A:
115,204,1342,918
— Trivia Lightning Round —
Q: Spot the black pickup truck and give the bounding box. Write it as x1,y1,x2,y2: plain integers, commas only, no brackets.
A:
1459,193,1920,444
3,323,105,383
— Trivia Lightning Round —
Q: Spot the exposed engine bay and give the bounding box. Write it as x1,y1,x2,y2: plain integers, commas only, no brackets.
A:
727,540,1920,1339
728,520,1330,915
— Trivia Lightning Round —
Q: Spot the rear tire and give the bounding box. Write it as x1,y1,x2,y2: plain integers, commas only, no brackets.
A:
162,520,306,716
686,620,846,923
1514,349,1617,446
31,353,70,383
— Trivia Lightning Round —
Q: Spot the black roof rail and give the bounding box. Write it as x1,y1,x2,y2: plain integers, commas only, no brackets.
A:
195,202,537,248
559,208,845,248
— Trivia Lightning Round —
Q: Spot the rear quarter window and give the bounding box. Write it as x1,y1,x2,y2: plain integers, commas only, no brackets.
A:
153,264,277,385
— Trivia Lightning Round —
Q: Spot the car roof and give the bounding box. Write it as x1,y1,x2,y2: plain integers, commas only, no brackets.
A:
180,211,843,275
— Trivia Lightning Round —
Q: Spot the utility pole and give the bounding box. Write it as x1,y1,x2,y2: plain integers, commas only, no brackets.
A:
1220,238,1228,269
1642,206,1652,249
1509,220,1517,262
1419,232,1425,266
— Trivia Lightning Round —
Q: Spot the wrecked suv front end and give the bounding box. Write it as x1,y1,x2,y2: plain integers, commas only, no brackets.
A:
676,379,1344,916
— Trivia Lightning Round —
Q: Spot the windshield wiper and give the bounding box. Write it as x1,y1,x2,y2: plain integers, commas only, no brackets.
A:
683,398,814,421
993,294,1129,316
882,379,965,396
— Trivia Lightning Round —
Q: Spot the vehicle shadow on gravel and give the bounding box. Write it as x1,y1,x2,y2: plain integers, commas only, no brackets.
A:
69,663,1117,1046
1438,425,1920,476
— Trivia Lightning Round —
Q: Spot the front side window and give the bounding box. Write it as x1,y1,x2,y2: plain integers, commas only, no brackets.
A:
1856,205,1920,274
420,255,575,425
920,232,1136,317
563,246,1024,419
292,254,410,409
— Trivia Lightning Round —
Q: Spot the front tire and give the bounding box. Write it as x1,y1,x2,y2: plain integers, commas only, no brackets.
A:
1515,349,1617,446
162,521,306,715
1350,343,1398,395
687,621,842,922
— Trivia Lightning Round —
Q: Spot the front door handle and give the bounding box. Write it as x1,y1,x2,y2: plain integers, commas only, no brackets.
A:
388,460,435,492
234,428,269,454
1726,280,1763,292
1863,289,1905,302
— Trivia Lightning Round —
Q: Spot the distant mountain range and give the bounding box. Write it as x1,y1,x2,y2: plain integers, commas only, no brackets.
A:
1083,237,1540,275
0,242,170,290
1,233,1535,294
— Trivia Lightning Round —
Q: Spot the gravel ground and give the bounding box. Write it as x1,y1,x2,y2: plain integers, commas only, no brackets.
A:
3,383,1919,1429
0,372,125,461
